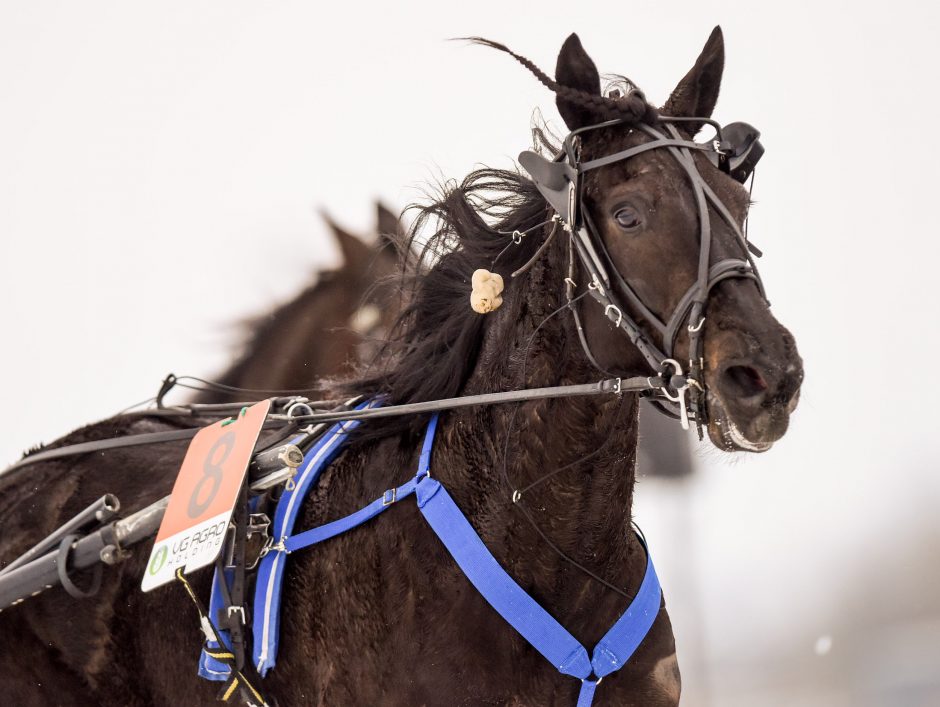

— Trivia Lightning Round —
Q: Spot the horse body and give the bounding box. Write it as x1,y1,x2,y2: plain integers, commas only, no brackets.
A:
0,27,802,707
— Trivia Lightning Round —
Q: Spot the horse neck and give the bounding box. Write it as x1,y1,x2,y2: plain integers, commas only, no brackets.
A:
440,227,643,639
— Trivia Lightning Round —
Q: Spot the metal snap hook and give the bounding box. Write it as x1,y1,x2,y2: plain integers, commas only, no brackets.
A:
604,304,623,327
688,317,705,333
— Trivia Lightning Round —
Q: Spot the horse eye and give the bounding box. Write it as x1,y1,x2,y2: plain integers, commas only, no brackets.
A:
614,206,641,230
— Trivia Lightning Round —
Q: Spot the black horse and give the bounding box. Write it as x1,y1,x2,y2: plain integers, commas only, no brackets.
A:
0,28,802,706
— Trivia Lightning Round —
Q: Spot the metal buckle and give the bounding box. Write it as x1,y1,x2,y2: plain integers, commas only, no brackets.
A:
226,605,246,625
247,513,271,538
660,358,691,431
604,304,623,327
245,513,273,570
712,139,730,156
382,488,397,507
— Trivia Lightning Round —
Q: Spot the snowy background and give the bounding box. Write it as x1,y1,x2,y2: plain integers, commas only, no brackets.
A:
2,2,938,704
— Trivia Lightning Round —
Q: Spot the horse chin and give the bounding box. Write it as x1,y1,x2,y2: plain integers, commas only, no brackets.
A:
704,392,775,453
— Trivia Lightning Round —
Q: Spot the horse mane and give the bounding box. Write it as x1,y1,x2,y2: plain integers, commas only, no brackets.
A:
346,164,553,440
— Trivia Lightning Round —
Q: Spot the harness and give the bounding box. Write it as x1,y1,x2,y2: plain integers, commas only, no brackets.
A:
520,108,765,436
216,412,660,707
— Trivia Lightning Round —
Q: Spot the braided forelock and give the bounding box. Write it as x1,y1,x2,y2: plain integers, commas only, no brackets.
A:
462,37,656,125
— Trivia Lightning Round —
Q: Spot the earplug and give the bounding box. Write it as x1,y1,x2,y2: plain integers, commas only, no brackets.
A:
470,269,504,313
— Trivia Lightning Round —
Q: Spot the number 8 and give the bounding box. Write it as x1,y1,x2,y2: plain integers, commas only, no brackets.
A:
188,430,236,519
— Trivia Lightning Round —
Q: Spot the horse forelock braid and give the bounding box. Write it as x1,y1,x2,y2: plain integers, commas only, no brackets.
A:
464,37,654,124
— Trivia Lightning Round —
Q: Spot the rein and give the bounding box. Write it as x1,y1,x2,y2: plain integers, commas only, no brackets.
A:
1,373,680,479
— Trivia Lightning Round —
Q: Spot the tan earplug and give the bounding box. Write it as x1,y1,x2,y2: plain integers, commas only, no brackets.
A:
470,269,505,313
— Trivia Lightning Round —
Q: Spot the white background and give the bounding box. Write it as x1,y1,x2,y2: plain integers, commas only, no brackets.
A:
2,2,938,705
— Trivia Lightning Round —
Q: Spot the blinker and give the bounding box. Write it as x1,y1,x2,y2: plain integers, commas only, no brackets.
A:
518,151,578,226
706,122,763,183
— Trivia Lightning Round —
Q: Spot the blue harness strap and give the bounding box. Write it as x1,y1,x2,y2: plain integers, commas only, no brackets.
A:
415,476,592,678
269,412,663,706
251,401,375,675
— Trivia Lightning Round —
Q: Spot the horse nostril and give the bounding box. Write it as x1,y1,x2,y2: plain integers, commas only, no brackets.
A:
722,365,769,401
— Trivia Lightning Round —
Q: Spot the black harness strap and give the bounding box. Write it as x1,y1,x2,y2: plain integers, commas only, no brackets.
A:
175,568,269,707
215,486,250,671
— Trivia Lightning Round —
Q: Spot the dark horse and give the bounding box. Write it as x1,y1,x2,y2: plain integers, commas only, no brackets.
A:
191,203,403,397
0,28,802,706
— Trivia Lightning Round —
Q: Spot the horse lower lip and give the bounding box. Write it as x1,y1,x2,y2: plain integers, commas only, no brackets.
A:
708,393,774,452
725,418,773,452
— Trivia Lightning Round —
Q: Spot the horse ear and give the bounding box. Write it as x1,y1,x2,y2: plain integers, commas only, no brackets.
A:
661,26,725,136
555,33,601,130
322,211,371,267
375,202,405,249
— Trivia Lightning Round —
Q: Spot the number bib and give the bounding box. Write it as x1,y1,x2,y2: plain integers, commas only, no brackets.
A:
142,400,271,592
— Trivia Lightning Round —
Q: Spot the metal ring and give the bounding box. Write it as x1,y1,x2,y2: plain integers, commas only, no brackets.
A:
511,490,521,503
56,534,102,600
286,401,314,418
512,230,523,245
660,358,685,376
604,304,623,327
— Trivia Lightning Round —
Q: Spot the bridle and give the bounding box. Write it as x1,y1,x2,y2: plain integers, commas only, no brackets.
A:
519,101,766,437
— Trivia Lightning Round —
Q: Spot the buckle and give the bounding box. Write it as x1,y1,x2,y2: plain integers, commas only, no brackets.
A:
227,605,246,624
660,358,691,431
217,605,247,628
247,513,271,538
382,488,397,507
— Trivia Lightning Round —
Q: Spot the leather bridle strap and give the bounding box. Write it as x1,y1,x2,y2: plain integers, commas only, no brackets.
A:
578,138,713,172
554,117,764,434
662,259,758,355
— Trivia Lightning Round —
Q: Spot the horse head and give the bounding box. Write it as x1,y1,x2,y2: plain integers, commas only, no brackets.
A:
517,28,803,453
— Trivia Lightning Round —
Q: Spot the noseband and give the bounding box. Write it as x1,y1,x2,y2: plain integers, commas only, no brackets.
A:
520,109,766,437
